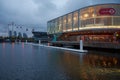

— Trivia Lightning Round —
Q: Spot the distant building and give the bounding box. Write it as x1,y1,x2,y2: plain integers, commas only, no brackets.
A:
32,28,51,43
8,24,33,38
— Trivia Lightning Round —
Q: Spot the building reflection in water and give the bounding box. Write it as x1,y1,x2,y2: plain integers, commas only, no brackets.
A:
22,42,24,49
12,42,14,49
2,42,5,49
48,50,120,80
1,43,6,59
0,43,120,80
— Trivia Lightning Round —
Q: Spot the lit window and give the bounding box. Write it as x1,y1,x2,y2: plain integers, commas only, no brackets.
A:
74,17,76,20
64,20,66,23
84,13,89,18
68,19,71,22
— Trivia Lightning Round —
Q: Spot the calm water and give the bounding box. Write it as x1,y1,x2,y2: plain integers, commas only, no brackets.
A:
0,43,120,80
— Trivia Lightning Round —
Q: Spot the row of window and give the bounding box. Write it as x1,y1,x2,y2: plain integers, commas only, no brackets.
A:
47,4,120,34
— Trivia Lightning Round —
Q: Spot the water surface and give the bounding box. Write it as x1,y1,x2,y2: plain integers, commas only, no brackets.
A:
0,43,120,80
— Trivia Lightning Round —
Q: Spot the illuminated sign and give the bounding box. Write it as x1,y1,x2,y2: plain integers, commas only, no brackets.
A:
99,8,116,15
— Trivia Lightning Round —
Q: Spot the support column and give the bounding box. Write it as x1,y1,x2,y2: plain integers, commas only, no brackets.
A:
26,40,27,43
80,40,83,50
72,12,74,31
39,40,41,44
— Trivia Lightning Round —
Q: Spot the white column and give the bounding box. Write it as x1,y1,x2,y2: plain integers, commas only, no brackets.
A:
26,40,27,43
19,40,21,43
15,39,17,43
80,40,83,50
39,40,41,44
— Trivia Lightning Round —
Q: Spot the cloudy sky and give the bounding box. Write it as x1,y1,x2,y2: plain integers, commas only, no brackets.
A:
0,0,120,36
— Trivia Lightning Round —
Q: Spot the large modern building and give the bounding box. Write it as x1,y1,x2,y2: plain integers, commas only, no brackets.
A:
47,3,120,43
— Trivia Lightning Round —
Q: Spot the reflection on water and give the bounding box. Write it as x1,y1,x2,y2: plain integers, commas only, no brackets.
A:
0,43,120,80
54,51,120,80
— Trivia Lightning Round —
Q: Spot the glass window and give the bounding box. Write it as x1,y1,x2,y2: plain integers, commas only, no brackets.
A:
80,7,95,27
58,17,63,32
79,10,81,29
51,20,55,34
63,16,67,32
47,22,49,34
67,13,72,31
47,22,51,34
113,17,120,26
54,19,58,33
73,11,78,31
47,4,120,34
113,4,120,16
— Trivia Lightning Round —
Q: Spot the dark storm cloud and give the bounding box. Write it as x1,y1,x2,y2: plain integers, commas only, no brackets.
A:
64,0,120,13
0,0,120,35
0,0,60,33
0,0,57,24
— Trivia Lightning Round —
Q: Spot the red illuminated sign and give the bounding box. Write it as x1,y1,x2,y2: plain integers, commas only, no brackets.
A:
99,8,116,15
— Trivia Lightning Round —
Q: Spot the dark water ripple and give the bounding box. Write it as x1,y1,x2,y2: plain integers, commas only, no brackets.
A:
0,43,120,80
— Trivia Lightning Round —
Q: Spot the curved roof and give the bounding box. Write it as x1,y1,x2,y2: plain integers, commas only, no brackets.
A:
48,3,120,22
73,0,120,9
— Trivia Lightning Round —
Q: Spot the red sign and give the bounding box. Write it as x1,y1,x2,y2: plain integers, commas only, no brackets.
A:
99,8,116,15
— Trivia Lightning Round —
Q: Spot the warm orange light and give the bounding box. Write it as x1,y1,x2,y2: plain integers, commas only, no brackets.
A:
68,19,71,22
12,43,14,48
74,17,76,20
84,13,89,18
2,42,5,49
80,16,82,19
92,14,95,17
64,20,66,23
22,42,24,48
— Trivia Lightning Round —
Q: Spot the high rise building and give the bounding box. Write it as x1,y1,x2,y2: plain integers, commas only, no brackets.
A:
8,24,33,38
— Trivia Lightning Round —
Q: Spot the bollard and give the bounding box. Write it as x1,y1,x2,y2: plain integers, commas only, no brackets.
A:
15,40,17,43
80,40,83,50
39,40,41,44
19,40,21,43
48,43,50,46
26,40,27,43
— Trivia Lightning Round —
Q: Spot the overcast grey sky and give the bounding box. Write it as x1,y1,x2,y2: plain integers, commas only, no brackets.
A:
0,0,120,35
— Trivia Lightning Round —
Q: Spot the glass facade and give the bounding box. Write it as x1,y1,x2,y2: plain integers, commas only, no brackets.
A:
47,4,120,34
54,19,58,33
51,21,55,34
63,16,67,32
73,11,79,31
67,13,72,31
58,17,63,32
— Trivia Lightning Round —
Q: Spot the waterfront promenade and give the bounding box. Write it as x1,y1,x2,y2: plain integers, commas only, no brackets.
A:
50,41,120,49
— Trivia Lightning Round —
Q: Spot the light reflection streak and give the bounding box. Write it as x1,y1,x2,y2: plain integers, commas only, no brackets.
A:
22,42,24,48
12,42,14,49
48,43,50,46
22,42,25,57
2,42,5,49
11,43,15,60
48,51,120,80
2,42,5,59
